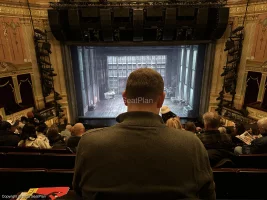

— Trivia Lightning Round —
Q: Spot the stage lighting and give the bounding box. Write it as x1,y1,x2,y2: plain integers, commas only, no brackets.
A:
39,59,52,66
42,42,52,54
224,40,235,51
227,58,239,64
39,51,50,57
34,29,46,36
231,26,244,35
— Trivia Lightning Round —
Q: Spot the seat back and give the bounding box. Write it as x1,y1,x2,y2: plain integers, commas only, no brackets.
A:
0,168,47,195
2,152,76,169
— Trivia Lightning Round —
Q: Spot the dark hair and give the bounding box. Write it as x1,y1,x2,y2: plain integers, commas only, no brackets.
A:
235,123,246,135
21,124,37,140
185,122,196,133
37,123,47,134
125,68,164,102
0,121,11,131
162,111,177,123
21,116,28,123
47,127,63,146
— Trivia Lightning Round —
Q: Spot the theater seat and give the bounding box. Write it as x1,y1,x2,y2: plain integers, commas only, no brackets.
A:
46,169,74,189
235,154,267,168
0,168,47,195
212,168,238,198
0,146,74,154
3,153,76,169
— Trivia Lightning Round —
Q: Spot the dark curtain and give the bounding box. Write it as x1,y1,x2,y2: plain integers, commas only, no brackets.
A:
244,71,261,105
0,76,18,115
17,74,35,109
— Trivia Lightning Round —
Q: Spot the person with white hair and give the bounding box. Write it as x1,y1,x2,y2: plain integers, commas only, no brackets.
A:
235,117,267,154
198,112,232,150
67,123,85,152
60,124,72,138
218,127,227,135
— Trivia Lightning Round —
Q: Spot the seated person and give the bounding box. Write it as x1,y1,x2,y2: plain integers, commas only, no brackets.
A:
36,123,48,138
185,122,197,133
166,117,183,129
235,117,267,154
0,121,20,146
218,126,227,134
67,123,85,151
160,105,177,123
198,112,234,167
198,112,233,150
47,127,66,149
60,124,72,138
18,123,51,149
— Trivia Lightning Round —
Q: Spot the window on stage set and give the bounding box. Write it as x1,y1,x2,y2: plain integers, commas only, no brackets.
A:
107,55,166,94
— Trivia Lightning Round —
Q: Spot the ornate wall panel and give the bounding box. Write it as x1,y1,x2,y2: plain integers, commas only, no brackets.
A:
251,13,267,62
0,17,26,64
210,1,267,113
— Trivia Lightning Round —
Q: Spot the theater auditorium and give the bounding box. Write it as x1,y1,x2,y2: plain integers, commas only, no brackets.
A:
1,0,267,199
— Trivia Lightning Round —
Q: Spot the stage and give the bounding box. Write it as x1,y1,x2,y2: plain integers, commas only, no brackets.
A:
85,95,190,118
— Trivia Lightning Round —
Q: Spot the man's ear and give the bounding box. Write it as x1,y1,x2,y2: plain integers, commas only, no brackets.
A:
122,91,128,106
157,92,165,108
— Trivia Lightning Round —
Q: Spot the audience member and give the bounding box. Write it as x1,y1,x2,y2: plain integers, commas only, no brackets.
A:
0,121,20,146
165,116,182,129
47,127,66,149
21,116,28,124
36,124,48,137
160,105,177,123
67,123,85,151
7,120,20,134
185,122,196,133
60,125,72,138
73,68,215,199
198,112,234,167
27,111,46,127
18,124,51,149
218,127,227,134
235,117,267,154
198,112,232,150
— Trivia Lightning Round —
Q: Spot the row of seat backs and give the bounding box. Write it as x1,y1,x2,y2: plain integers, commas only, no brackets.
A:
1,168,267,199
0,146,74,154
0,152,76,169
2,151,267,169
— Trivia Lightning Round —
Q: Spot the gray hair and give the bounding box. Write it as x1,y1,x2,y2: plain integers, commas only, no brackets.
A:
218,127,227,134
257,117,267,133
66,125,72,131
203,112,221,129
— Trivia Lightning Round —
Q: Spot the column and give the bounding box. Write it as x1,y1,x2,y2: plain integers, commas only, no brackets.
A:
12,76,22,104
240,71,249,107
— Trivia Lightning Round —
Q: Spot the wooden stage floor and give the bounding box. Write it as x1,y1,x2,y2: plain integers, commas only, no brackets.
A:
85,95,190,118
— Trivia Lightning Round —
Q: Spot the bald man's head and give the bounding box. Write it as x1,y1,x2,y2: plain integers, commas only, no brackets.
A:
73,123,85,136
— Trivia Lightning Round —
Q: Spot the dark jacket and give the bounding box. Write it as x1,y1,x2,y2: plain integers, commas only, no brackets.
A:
51,138,67,149
73,111,215,200
0,130,20,147
245,134,267,154
67,136,81,151
198,130,233,150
